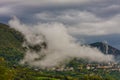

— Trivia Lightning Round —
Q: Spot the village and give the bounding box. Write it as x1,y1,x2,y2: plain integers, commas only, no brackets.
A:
39,62,120,72
33,42,120,72
85,62,120,72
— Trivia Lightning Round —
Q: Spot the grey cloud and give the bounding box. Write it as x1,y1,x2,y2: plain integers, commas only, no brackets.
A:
0,0,120,21
35,10,101,25
1,0,120,35
0,0,120,49
68,16,120,36
92,5,120,17
0,0,106,6
34,10,120,36
0,6,14,15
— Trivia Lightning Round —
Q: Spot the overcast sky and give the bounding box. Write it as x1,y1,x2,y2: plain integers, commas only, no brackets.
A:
0,0,120,49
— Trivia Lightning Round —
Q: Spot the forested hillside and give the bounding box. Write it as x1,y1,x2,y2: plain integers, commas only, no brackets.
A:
0,23,119,80
0,23,24,64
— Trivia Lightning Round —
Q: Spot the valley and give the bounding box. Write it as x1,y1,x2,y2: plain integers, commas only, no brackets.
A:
0,23,120,80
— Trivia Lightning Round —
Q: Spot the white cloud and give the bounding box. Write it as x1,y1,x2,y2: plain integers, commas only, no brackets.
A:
68,14,120,36
104,5,120,11
0,0,119,37
35,10,120,36
35,10,101,23
0,0,102,16
9,17,114,68
0,7,13,15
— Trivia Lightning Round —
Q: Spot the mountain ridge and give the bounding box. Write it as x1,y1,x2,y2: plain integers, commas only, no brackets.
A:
0,23,24,64
0,23,120,64
90,42,120,56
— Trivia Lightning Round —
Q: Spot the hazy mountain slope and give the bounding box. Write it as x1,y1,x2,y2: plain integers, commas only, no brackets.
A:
0,23,24,49
0,23,24,64
90,42,120,56
0,23,120,65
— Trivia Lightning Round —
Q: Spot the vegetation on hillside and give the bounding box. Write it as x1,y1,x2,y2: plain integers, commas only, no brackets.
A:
0,23,24,64
0,23,119,80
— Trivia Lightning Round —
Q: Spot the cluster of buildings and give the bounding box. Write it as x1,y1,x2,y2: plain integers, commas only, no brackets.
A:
41,62,120,72
50,66,74,71
33,62,120,72
33,66,74,72
85,62,120,72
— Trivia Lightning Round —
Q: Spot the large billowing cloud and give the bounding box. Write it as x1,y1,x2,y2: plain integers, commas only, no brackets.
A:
9,17,114,68
0,0,120,49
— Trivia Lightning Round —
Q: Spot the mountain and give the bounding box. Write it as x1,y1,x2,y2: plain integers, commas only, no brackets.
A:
90,42,120,56
0,23,24,48
0,23,120,80
0,23,24,64
0,23,120,64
